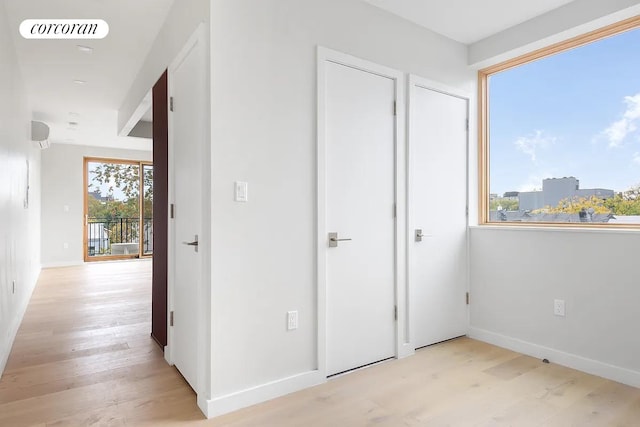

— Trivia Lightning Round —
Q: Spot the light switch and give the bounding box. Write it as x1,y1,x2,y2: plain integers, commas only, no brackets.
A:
235,181,248,202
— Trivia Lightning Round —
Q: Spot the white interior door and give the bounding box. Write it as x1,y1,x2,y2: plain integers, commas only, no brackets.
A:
169,35,205,390
410,82,468,349
325,60,396,376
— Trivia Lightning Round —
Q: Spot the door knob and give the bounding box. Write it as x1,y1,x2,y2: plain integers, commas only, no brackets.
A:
182,235,199,252
415,229,424,242
328,232,352,248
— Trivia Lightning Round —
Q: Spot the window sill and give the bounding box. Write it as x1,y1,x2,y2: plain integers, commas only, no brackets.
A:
470,224,640,234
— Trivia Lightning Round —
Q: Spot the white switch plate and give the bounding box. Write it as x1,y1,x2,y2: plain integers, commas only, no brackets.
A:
287,311,298,330
235,181,248,202
554,299,565,317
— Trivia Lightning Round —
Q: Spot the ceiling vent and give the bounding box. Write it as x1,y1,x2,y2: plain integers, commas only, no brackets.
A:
31,120,50,149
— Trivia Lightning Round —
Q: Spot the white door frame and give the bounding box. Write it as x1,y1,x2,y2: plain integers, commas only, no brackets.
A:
407,74,471,348
317,47,409,377
166,23,211,409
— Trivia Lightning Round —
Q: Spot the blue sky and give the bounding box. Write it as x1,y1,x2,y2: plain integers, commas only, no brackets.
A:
490,27,640,196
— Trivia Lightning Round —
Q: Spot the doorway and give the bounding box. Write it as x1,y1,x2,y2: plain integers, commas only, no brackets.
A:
83,157,153,261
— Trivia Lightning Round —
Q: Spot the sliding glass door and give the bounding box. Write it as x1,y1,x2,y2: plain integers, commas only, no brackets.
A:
84,158,153,261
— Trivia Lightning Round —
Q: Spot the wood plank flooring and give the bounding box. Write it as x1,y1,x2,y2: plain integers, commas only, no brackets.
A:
1,261,639,426
0,261,203,426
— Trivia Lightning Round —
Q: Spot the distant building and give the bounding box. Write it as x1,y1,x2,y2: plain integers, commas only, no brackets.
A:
503,191,519,199
89,190,113,203
518,177,614,211
519,191,545,211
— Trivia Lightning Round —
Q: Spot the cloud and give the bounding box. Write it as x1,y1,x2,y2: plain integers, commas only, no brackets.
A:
514,130,556,162
602,93,640,148
517,172,554,192
633,152,640,166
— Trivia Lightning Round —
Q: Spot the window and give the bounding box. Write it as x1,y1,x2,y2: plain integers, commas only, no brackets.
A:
479,16,640,226
84,158,153,261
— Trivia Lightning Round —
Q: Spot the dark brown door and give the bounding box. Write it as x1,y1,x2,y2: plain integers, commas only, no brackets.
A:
151,70,168,348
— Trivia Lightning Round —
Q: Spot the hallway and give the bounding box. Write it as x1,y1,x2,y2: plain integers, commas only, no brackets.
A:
0,260,203,426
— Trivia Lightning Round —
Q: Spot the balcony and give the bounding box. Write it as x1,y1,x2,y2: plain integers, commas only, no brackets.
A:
87,217,153,258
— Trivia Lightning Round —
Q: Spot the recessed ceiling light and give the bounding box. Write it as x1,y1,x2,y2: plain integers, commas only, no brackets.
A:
68,121,79,127
73,79,87,85
76,45,93,54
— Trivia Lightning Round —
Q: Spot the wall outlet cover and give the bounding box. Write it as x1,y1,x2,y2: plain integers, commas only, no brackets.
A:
287,310,298,330
554,299,565,317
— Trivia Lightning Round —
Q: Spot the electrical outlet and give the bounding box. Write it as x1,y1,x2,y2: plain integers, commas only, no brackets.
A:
287,311,298,330
554,299,565,317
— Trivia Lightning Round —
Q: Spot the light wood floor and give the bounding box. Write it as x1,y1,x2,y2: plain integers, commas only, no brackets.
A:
2,261,639,426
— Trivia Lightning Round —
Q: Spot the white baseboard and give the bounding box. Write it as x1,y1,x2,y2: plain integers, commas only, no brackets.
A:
0,268,40,378
42,259,152,269
202,370,325,419
398,342,415,359
163,345,172,365
0,341,10,379
41,261,84,269
469,327,640,389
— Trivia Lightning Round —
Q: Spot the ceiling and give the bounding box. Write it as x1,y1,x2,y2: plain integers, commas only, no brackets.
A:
3,0,174,150
363,0,578,44
3,0,581,150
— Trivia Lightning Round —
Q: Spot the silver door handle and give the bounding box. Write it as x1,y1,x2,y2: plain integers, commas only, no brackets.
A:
182,235,199,252
328,232,352,247
415,229,424,242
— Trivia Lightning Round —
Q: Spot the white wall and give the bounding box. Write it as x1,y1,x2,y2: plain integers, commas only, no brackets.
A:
0,2,42,377
207,0,473,415
40,143,151,267
469,227,640,387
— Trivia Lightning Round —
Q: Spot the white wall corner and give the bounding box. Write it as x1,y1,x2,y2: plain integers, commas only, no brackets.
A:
469,327,640,389
203,371,325,419
117,0,209,135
